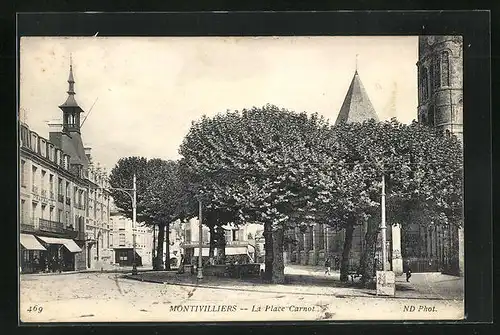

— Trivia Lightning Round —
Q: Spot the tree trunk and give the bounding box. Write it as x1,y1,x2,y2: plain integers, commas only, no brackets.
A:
360,217,379,287
155,222,165,270
340,224,355,282
165,222,171,270
209,225,215,265
152,224,157,270
271,228,285,284
263,222,273,281
215,226,226,265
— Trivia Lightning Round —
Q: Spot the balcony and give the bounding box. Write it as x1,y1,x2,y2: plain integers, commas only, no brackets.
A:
38,218,66,233
32,185,39,194
58,194,64,203
20,223,36,233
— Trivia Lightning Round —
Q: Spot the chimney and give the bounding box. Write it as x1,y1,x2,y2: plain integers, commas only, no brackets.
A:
84,147,92,161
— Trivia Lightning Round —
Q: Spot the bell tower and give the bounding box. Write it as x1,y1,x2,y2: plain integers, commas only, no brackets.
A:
417,36,463,140
59,55,84,134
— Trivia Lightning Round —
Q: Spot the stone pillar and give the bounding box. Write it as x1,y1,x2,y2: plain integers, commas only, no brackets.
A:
458,227,464,277
300,233,307,265
391,224,403,275
309,226,318,265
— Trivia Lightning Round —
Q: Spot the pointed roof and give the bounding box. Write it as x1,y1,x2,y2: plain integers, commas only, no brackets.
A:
59,59,81,109
335,71,379,125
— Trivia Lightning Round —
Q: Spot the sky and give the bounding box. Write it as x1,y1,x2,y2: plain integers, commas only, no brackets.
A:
19,36,419,170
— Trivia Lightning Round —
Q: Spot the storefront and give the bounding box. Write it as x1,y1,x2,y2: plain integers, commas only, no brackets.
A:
20,234,47,273
36,236,83,272
114,247,142,266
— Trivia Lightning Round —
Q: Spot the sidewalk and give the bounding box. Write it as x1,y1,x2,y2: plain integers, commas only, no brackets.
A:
123,264,464,301
22,263,154,276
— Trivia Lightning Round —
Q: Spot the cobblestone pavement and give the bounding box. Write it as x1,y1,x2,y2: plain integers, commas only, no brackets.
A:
20,266,464,323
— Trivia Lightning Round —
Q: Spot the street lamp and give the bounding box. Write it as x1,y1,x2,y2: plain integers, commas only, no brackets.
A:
101,173,138,275
197,197,203,280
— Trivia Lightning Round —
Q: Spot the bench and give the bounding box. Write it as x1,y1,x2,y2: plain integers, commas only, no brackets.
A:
347,265,362,282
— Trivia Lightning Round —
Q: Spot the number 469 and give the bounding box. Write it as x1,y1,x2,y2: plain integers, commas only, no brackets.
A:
27,305,43,313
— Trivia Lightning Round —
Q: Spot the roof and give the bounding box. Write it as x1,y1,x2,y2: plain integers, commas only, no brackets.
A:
335,71,379,125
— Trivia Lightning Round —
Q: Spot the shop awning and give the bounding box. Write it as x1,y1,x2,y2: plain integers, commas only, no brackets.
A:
20,234,46,251
36,236,82,253
192,247,249,257
225,247,249,256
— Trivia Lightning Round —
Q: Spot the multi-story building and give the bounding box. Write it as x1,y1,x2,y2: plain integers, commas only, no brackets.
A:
412,35,464,276
19,60,110,273
181,218,254,265
109,208,154,267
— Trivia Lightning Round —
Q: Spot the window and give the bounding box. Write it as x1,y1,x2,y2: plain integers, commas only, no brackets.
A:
20,200,26,221
41,205,46,219
232,230,238,241
49,175,54,197
429,62,434,94
31,133,38,152
434,58,441,88
65,211,70,225
66,181,70,198
185,230,191,243
119,233,125,246
421,68,429,101
20,160,26,187
74,187,78,206
31,202,37,222
49,206,54,220
109,233,113,247
41,170,46,193
58,209,62,223
428,106,435,127
441,51,450,86
40,140,46,157
31,166,37,193
48,144,54,161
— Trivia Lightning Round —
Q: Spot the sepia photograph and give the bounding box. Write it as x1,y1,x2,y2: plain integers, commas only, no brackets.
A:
18,35,464,323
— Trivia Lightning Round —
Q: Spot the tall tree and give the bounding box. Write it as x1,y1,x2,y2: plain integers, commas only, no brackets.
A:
179,105,335,283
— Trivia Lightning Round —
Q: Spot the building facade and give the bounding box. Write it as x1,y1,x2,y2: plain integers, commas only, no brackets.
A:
19,60,111,273
181,218,254,265
414,35,464,276
109,209,153,267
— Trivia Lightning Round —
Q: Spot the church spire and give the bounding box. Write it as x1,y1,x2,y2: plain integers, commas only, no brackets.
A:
59,55,84,133
334,70,379,125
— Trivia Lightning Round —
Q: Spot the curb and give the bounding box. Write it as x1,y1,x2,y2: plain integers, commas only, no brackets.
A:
122,274,458,301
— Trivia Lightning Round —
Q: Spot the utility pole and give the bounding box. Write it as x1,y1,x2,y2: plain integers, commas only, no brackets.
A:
381,171,388,271
197,198,203,280
132,174,138,275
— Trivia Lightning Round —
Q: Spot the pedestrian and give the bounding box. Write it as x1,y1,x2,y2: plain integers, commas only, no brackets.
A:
404,260,412,282
334,255,340,270
33,255,40,273
324,257,331,275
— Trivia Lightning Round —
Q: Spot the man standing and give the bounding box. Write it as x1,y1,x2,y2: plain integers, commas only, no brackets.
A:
404,260,412,282
324,257,331,276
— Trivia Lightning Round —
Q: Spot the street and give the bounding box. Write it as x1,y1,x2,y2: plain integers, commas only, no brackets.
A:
20,265,464,322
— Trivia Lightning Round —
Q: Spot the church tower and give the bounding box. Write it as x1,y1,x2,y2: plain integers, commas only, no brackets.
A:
416,36,464,277
417,36,463,140
49,57,89,177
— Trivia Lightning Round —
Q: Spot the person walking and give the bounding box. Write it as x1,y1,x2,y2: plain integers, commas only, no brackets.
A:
404,260,412,282
324,257,332,275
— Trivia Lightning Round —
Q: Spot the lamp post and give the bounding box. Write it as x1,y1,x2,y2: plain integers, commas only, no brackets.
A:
101,173,138,275
381,172,388,271
197,198,203,280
